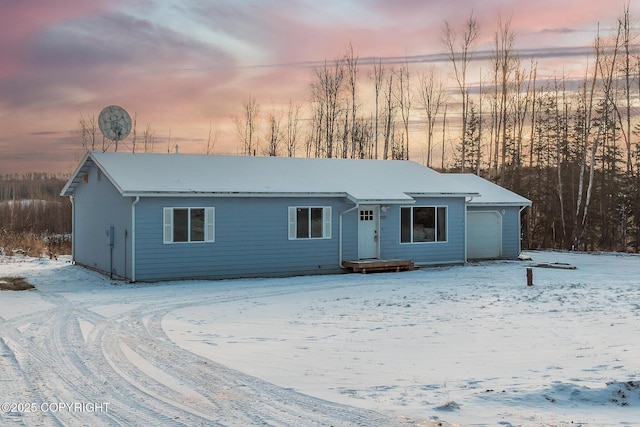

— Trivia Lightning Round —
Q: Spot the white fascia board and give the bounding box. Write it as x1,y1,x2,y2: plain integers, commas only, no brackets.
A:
61,152,127,197
60,151,92,196
345,193,415,205
406,192,479,198
468,201,532,207
355,198,416,205
120,191,349,198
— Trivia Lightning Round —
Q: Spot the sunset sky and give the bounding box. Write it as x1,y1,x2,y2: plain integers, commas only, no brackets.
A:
1,0,637,175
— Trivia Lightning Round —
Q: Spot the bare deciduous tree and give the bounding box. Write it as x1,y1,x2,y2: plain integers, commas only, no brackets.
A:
206,121,218,155
234,96,260,156
572,28,603,248
611,4,635,172
491,15,517,180
443,11,479,173
381,70,396,160
371,58,385,159
344,43,359,159
143,123,156,153
131,112,137,153
395,61,411,160
310,60,345,158
264,108,282,157
78,113,99,152
418,66,447,167
285,102,301,157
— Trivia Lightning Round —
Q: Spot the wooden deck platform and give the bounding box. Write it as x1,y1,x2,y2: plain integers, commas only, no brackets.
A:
342,259,415,274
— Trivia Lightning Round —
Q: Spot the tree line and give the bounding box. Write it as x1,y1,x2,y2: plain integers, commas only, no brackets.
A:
231,7,640,253
0,174,71,256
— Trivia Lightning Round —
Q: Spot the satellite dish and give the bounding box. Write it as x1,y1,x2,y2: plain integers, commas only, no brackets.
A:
98,105,132,150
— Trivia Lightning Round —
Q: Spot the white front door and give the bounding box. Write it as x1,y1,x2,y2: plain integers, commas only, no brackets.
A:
358,206,379,259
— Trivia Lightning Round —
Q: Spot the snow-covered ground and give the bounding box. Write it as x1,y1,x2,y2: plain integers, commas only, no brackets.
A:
0,251,639,426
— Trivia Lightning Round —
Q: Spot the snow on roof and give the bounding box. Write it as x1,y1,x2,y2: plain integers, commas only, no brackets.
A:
62,152,479,203
450,173,531,206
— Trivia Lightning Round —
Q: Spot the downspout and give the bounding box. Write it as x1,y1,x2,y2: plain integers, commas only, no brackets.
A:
464,196,475,263
518,205,528,255
70,195,75,264
131,196,140,282
109,225,114,279
339,201,359,269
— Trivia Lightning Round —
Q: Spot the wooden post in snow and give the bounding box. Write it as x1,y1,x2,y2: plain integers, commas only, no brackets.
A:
526,267,533,286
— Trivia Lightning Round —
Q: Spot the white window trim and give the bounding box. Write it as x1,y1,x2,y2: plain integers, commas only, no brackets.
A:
163,207,215,244
400,205,448,244
288,206,332,240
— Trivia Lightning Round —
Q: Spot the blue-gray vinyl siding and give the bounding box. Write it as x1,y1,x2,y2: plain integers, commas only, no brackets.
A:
133,196,467,281
134,197,354,280
379,197,466,265
467,205,523,258
72,163,132,279
69,178,498,280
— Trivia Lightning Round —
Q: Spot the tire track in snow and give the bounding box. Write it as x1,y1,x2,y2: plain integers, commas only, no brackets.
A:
0,335,51,426
2,293,153,426
141,310,395,426
2,278,427,426
40,292,218,426
95,319,225,425
92,293,413,426
0,311,67,426
1,292,212,426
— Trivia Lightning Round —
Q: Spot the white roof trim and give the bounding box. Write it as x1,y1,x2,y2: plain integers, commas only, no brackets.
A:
122,191,349,198
451,174,532,206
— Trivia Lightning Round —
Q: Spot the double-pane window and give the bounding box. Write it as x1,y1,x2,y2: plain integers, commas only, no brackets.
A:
289,207,331,239
400,206,447,243
164,207,214,243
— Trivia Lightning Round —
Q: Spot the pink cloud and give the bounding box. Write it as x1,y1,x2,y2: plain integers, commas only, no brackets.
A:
0,1,116,79
1,0,639,174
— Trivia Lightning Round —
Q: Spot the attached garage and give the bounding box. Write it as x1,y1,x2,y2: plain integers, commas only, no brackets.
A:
452,174,531,261
467,211,502,259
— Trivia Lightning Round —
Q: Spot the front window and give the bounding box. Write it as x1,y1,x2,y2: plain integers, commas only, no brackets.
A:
401,206,447,243
164,207,214,243
289,207,331,239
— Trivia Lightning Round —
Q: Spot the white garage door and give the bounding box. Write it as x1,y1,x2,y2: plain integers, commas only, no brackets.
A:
467,211,501,259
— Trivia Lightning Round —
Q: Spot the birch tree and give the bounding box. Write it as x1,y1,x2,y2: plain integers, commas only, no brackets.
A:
205,121,218,155
371,58,385,159
612,4,634,172
310,59,345,158
491,15,517,180
381,71,396,160
234,96,260,156
443,11,479,172
285,101,302,157
573,30,605,249
396,61,411,160
264,108,282,157
344,43,359,158
131,113,137,153
78,113,99,152
418,66,447,168
143,123,155,153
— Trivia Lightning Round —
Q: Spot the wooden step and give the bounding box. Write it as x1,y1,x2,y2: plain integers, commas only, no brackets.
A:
342,259,414,274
